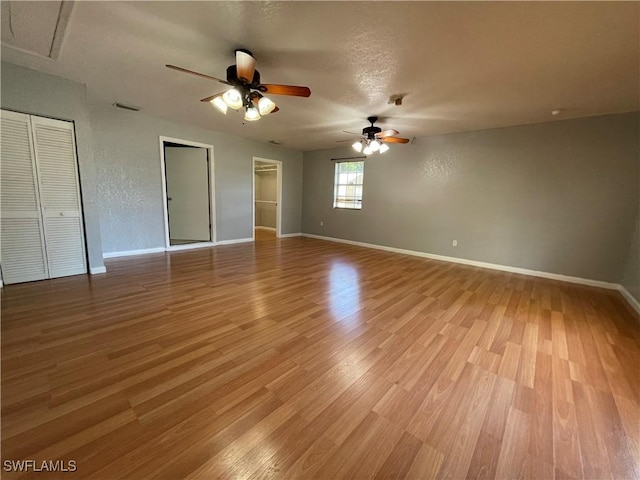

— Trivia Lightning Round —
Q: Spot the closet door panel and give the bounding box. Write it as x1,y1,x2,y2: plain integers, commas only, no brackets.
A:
0,110,49,284
42,216,86,277
31,116,87,278
1,218,49,283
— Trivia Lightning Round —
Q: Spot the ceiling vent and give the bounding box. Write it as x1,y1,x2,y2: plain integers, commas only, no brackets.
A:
1,1,73,59
113,102,141,112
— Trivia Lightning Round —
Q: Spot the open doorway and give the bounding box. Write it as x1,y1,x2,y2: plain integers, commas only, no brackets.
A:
160,137,215,250
253,157,282,241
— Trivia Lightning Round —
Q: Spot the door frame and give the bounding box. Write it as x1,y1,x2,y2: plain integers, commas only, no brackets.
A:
159,136,215,251
252,157,282,239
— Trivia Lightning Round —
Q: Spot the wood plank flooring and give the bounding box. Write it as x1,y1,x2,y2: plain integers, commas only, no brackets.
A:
255,229,277,241
1,237,639,479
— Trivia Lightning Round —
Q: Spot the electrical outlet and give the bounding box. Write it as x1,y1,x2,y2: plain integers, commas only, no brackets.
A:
320,221,324,226
452,240,457,247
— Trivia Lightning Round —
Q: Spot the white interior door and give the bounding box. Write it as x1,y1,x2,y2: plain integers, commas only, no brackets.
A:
0,110,49,284
165,146,210,242
31,116,87,278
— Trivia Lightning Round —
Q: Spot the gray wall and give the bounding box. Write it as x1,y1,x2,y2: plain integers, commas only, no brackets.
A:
302,112,639,283
2,62,636,289
89,104,302,253
622,213,640,304
1,62,105,271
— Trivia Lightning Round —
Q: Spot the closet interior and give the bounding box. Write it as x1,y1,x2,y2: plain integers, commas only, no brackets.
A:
254,161,278,235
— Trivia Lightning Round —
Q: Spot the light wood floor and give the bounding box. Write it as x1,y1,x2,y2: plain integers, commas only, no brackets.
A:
255,228,277,241
1,237,638,479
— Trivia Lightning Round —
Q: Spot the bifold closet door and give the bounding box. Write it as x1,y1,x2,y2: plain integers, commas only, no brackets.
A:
0,110,87,285
0,111,49,284
30,115,87,278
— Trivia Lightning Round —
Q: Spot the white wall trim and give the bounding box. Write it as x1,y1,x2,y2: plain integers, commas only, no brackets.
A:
253,157,283,239
166,242,215,252
216,237,254,246
159,136,216,248
279,233,302,238
103,238,256,258
90,266,107,274
302,233,620,290
103,247,165,259
0,279,4,288
618,286,640,316
255,226,276,232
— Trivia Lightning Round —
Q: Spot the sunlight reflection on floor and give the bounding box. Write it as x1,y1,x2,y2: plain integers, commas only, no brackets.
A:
328,260,362,324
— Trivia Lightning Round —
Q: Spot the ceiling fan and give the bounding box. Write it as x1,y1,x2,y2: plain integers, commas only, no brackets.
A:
166,49,311,121
342,116,410,154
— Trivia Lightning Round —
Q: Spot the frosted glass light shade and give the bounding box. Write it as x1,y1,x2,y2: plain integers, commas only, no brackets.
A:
244,106,261,121
210,96,228,114
379,142,390,153
258,96,276,115
352,141,363,152
369,139,380,152
222,89,243,110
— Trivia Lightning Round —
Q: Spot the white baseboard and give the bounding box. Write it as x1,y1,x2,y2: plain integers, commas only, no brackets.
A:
255,226,276,232
103,238,256,258
618,286,640,316
302,233,620,291
103,247,165,259
166,242,215,252
279,232,302,238
216,237,254,246
90,266,107,274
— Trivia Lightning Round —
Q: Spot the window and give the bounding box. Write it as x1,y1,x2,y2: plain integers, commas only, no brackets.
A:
333,161,364,209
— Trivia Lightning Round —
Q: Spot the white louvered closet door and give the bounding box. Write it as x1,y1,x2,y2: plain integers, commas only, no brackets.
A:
30,116,87,279
0,111,49,284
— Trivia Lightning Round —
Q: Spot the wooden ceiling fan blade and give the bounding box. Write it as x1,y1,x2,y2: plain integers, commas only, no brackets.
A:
166,64,230,84
341,130,362,136
200,92,227,102
382,137,410,144
260,84,311,97
376,129,399,138
236,50,256,83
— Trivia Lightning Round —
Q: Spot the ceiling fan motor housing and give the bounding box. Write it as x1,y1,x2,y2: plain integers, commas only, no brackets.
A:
362,125,382,139
363,116,381,139
226,65,266,108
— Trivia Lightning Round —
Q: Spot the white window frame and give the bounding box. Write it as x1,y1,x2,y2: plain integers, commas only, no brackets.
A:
333,161,364,210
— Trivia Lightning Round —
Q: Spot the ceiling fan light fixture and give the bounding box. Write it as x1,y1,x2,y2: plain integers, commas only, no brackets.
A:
379,142,390,153
167,54,311,122
369,139,381,152
210,96,228,114
244,106,261,121
223,88,243,110
258,96,276,115
362,145,373,155
352,141,363,152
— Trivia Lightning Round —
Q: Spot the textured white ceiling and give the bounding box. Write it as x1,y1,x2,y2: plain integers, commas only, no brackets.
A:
1,1,638,151
1,1,63,57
